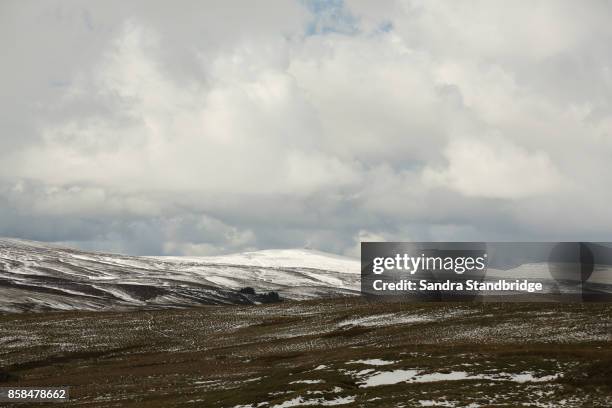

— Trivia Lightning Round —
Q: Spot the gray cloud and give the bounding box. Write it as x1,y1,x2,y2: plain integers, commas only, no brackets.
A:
1,0,612,256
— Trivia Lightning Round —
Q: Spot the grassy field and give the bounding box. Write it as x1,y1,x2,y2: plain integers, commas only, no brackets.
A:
1,299,611,407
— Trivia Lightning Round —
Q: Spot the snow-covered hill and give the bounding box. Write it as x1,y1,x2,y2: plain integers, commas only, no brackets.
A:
0,238,360,313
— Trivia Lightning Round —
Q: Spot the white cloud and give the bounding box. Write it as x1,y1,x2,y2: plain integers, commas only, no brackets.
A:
2,0,612,254
423,137,565,199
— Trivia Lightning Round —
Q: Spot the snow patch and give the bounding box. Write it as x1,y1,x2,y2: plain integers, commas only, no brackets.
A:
357,370,562,388
271,395,356,407
346,359,396,366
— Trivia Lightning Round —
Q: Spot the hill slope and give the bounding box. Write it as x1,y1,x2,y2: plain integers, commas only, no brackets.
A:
0,239,360,313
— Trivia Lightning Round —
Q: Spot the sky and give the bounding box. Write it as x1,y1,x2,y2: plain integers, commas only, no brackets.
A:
1,0,612,257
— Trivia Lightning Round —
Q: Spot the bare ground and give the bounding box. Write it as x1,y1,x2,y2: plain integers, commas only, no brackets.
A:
1,299,611,407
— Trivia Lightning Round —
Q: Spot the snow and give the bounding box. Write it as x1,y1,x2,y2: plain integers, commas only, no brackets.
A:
205,276,241,288
358,369,419,387
418,401,455,407
321,396,356,406
270,395,355,407
357,370,562,388
419,402,480,407
153,249,359,274
346,359,396,366
0,238,361,312
300,272,345,286
503,373,561,383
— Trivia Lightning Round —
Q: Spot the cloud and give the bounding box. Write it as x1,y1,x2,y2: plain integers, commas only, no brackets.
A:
1,0,612,255
423,137,565,199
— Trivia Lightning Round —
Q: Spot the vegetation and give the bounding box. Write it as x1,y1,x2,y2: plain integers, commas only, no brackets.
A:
0,299,610,407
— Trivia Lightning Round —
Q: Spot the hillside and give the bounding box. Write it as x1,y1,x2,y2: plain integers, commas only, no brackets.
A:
0,239,360,313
